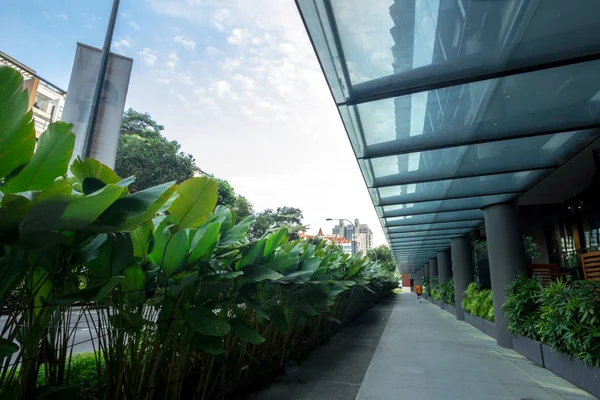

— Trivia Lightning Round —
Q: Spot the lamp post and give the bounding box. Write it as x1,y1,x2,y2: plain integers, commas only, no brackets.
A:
326,218,356,255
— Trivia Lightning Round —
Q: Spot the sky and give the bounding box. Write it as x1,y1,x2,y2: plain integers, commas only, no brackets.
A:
0,0,391,246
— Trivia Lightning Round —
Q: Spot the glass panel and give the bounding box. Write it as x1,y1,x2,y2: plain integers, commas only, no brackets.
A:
388,220,482,233
377,170,548,204
329,0,600,86
382,194,515,216
391,238,452,244
386,210,483,226
389,229,468,239
371,131,597,187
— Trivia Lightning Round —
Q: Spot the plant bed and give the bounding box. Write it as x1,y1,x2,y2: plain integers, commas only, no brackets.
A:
482,318,496,339
512,335,544,367
542,344,600,398
444,303,456,316
464,312,485,332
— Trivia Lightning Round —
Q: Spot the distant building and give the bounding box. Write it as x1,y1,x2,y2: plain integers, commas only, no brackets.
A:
299,228,353,255
331,219,374,254
1,51,66,138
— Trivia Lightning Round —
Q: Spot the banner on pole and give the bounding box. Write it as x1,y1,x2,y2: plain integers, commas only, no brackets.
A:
63,43,133,169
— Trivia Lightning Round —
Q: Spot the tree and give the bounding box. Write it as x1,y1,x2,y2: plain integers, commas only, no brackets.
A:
367,245,397,274
249,207,306,240
115,108,196,192
233,195,253,220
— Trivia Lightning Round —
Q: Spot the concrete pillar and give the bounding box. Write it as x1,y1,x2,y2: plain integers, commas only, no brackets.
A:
429,258,438,286
451,236,474,321
437,251,451,284
424,263,430,278
483,201,527,349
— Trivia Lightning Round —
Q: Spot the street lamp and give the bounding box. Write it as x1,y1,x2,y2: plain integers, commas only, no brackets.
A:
326,218,357,255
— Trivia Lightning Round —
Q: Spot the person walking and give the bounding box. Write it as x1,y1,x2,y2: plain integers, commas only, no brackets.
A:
415,283,423,303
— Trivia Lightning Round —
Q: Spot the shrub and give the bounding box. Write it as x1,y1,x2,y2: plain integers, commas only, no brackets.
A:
503,274,543,340
462,282,494,321
431,289,441,301
440,278,455,306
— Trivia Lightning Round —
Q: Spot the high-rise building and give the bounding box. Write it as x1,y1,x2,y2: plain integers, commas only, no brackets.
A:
331,219,373,254
1,51,66,138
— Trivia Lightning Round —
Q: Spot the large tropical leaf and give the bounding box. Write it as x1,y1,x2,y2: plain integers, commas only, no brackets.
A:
96,181,177,231
241,265,283,282
0,193,32,236
268,306,289,332
149,229,189,277
0,66,36,179
168,177,218,230
196,335,223,355
185,308,230,336
264,228,288,257
131,222,154,259
28,267,53,316
230,318,265,344
235,238,266,270
0,338,19,358
3,122,75,193
85,233,133,282
219,216,253,246
70,157,121,189
122,263,146,307
189,222,220,262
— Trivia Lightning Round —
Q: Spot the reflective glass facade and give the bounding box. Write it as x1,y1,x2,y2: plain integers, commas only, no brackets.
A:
296,0,600,271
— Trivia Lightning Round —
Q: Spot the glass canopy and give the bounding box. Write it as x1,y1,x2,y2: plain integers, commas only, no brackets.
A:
296,0,600,272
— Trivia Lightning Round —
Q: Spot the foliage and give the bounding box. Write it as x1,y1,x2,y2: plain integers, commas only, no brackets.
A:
115,109,197,192
366,245,396,275
462,283,494,321
523,236,540,261
427,277,439,296
431,289,441,301
504,277,600,367
440,278,455,306
503,274,543,340
233,194,253,220
0,67,397,399
421,277,431,295
249,206,306,240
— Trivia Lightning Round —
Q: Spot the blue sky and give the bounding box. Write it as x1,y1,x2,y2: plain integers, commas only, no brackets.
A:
0,0,389,246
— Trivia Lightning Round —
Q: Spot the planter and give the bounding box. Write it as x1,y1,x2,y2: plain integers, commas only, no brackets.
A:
542,344,600,398
442,303,456,315
464,312,473,325
482,319,496,339
471,314,485,332
512,335,544,367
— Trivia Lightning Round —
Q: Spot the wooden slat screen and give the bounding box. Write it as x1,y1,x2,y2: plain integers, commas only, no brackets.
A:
582,251,600,282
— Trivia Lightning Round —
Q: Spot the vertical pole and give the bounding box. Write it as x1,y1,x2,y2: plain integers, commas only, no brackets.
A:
83,0,121,158
483,201,527,348
451,236,473,321
437,250,451,284
429,257,438,285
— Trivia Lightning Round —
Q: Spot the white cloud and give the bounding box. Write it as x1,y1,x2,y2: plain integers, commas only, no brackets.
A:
157,78,172,84
43,11,69,20
209,80,233,99
221,58,241,71
211,8,232,31
233,74,255,91
206,46,220,55
174,35,196,50
129,20,141,30
166,51,179,71
137,48,158,66
227,28,250,45
114,37,133,50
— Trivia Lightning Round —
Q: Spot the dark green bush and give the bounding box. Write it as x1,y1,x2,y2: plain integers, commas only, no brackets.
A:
431,289,441,301
462,282,494,321
440,278,455,306
503,274,543,340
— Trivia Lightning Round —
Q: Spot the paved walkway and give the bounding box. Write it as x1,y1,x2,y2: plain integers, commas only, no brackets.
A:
252,293,597,400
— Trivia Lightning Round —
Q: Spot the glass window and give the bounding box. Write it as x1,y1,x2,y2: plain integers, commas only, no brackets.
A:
386,209,483,227
382,194,514,216
387,220,482,233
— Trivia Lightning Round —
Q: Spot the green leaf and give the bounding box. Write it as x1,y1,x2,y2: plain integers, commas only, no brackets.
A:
189,222,221,262
28,267,53,316
168,177,218,230
269,307,288,332
131,222,154,259
0,193,32,235
3,122,75,193
0,338,19,357
264,228,288,257
197,335,223,355
208,205,234,232
241,265,283,282
45,276,125,306
0,66,36,179
97,181,177,231
299,257,321,272
122,263,146,307
70,157,121,189
76,233,108,264
86,233,133,282
150,229,189,277
185,308,230,336
220,216,253,246
230,318,265,344
236,238,266,270
35,177,73,203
